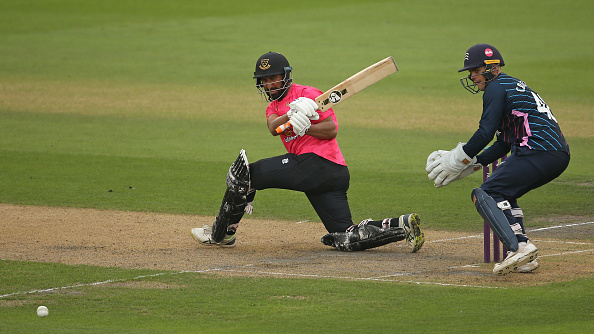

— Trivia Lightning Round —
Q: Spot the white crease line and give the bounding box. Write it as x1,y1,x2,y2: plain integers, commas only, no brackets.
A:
538,249,594,258
216,269,501,289
428,235,482,243
1,263,498,293
430,221,594,244
371,262,487,281
0,266,249,299
533,240,592,245
529,221,593,232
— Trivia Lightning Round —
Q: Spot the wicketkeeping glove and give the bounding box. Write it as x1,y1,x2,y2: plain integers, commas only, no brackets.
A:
426,143,479,188
426,150,448,169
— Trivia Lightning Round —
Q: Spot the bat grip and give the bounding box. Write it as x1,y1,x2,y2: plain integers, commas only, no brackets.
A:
275,121,291,134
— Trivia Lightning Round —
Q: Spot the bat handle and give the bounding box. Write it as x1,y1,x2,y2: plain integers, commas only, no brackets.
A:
275,121,291,134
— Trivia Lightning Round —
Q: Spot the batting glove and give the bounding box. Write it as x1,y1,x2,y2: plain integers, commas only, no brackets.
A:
288,111,311,136
289,97,320,120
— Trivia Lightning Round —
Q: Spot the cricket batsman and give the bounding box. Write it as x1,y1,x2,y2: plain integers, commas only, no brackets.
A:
190,51,425,252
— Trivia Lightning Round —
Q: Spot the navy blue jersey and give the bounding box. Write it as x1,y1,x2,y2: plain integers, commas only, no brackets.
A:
464,73,569,164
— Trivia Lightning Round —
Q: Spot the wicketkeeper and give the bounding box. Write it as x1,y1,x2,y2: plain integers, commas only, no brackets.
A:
425,44,570,275
191,51,425,252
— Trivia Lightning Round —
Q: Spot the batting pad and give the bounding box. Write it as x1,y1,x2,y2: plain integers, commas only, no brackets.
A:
212,150,250,243
321,225,405,252
471,188,519,252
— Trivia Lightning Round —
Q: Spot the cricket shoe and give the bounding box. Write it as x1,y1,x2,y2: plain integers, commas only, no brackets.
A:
191,225,236,248
514,260,539,273
493,241,538,275
496,260,539,273
399,213,425,253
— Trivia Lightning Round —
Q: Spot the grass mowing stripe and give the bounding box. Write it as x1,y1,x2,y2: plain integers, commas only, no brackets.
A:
1,108,591,227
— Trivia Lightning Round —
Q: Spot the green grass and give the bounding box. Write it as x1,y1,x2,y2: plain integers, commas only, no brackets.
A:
0,0,593,332
0,110,591,230
1,261,593,333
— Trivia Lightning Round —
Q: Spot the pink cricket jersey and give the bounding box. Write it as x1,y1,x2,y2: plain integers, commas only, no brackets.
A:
265,84,346,166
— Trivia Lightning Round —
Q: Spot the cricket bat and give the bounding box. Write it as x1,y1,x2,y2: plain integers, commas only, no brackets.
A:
275,56,398,134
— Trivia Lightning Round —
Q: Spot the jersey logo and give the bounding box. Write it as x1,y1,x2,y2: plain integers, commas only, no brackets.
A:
284,134,298,142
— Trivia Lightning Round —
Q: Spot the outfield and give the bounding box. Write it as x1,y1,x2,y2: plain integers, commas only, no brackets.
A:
1,1,593,333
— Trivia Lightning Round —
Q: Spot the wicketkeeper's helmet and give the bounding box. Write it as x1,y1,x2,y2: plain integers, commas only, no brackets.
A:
459,44,505,94
253,52,292,102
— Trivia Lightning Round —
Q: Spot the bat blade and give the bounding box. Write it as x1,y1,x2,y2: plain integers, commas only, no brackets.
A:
315,56,398,112
275,57,398,133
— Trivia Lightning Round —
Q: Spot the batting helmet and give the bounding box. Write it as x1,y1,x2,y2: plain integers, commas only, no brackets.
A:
458,44,505,73
459,44,505,94
253,52,293,102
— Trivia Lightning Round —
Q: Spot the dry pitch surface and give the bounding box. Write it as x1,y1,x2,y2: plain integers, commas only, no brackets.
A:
1,204,593,290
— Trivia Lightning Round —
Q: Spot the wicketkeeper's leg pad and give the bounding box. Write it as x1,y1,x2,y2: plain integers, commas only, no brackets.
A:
321,224,406,252
211,149,251,243
471,187,519,252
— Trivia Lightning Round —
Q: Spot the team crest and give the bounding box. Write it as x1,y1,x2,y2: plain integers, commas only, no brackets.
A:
259,59,271,70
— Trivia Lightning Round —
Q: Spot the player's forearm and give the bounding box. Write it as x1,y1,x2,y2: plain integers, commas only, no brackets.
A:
267,114,289,136
305,119,337,139
476,141,510,166
464,125,496,158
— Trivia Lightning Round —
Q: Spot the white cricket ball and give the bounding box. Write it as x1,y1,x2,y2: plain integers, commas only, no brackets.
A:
37,305,49,318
